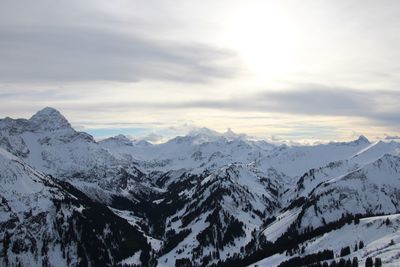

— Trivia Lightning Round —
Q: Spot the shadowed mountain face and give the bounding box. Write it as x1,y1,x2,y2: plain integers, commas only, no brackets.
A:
1,108,400,267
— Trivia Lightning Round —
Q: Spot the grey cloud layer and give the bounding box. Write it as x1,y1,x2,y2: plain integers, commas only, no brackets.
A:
0,27,236,83
182,88,400,125
385,135,400,140
62,87,398,125
0,1,237,83
2,84,398,126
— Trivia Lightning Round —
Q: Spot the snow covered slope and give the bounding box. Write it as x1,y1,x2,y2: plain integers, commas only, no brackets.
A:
0,107,399,267
99,128,275,174
0,107,158,205
254,136,372,178
0,148,151,267
252,213,400,267
239,154,400,266
155,163,283,266
296,154,400,229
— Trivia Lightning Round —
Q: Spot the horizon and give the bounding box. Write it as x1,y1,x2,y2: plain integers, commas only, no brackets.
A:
4,106,400,145
1,1,400,142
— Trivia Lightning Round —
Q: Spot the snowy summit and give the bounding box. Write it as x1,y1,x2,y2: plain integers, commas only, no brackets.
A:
0,108,399,267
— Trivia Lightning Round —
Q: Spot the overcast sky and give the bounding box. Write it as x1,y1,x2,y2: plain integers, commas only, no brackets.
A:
1,0,399,142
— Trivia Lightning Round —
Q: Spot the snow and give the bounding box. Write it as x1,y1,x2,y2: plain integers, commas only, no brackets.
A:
249,253,289,267
262,208,302,242
119,251,142,266
253,214,400,266
0,147,80,267
158,212,211,267
30,107,73,131
351,140,400,165
0,148,54,216
1,108,400,267
255,137,372,178
153,198,165,204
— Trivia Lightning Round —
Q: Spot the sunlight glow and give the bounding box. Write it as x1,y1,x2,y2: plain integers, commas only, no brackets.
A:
225,2,301,78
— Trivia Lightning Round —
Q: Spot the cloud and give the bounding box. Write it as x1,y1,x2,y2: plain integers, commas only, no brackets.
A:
0,1,237,83
137,133,165,143
58,85,399,126
1,0,399,141
0,27,236,83
73,121,165,127
170,86,400,125
385,135,400,140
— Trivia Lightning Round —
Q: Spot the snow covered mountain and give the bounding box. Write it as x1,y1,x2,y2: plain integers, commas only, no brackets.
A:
0,107,157,204
1,107,400,267
99,127,275,174
0,147,151,267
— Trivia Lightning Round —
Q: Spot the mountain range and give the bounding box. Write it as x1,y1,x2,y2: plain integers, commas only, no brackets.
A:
1,107,400,266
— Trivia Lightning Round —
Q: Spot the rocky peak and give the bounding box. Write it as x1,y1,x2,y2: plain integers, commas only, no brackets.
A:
29,107,72,131
356,135,370,144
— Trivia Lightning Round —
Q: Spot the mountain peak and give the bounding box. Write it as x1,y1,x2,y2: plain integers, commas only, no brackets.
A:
223,128,246,140
114,134,131,141
30,107,71,131
33,107,60,116
110,134,133,144
355,135,370,144
188,127,220,137
99,134,133,147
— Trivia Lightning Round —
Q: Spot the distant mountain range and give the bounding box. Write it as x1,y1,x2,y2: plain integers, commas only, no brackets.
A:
1,107,400,266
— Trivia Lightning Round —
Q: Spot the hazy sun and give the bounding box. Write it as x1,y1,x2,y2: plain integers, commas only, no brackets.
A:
224,2,301,80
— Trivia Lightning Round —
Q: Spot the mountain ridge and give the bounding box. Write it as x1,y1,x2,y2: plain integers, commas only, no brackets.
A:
0,107,399,267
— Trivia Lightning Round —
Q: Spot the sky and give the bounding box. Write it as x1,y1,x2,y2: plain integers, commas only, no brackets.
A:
1,0,399,143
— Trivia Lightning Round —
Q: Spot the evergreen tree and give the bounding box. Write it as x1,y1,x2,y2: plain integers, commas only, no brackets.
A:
374,257,382,267
365,257,373,267
340,246,351,257
338,258,346,267
352,257,358,267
